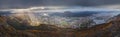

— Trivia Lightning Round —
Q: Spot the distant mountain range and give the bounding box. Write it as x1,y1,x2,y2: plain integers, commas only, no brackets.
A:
50,11,101,17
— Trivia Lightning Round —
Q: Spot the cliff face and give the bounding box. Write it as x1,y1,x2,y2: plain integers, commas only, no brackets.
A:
1,14,120,37
0,16,37,37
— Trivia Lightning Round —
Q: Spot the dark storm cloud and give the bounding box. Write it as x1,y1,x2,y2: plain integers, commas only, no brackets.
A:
0,0,120,9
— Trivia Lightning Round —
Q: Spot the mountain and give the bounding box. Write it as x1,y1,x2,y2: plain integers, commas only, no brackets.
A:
50,11,99,17
1,12,120,37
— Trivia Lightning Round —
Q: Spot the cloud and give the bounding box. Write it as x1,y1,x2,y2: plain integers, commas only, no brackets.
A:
0,0,120,9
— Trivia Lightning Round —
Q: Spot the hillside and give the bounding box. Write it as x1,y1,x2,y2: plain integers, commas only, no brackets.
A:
0,14,120,37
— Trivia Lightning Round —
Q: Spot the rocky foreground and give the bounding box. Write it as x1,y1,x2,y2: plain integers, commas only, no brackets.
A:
0,14,120,37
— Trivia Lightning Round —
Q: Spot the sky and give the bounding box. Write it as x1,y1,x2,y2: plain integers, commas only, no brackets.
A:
0,0,120,9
